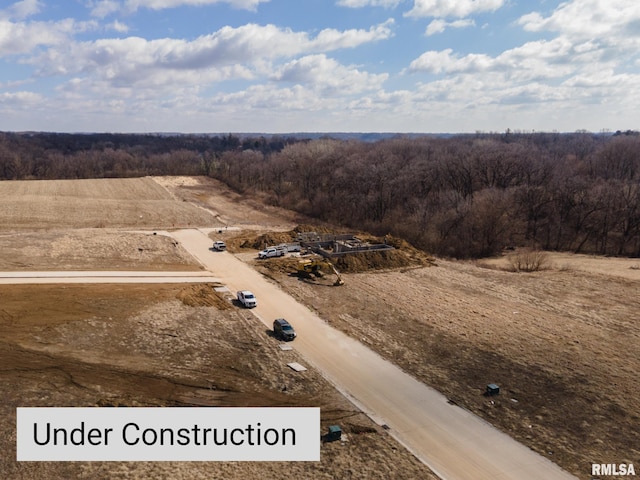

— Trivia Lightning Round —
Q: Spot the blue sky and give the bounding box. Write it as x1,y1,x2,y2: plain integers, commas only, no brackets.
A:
1,0,639,133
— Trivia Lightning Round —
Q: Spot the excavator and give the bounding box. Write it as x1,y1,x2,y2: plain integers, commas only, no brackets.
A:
296,258,345,286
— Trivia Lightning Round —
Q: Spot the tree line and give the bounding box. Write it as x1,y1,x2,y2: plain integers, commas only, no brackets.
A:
1,130,639,258
0,132,296,180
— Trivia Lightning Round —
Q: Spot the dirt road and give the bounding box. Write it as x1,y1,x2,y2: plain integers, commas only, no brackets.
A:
171,228,578,480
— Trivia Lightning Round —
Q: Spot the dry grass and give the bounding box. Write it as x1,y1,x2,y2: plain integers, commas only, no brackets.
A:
0,282,435,480
0,177,218,230
260,258,640,479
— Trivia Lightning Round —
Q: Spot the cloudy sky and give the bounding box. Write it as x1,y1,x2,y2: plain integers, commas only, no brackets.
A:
1,0,639,133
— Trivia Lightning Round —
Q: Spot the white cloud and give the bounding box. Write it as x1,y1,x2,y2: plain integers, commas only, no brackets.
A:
135,0,270,13
397,0,640,133
271,54,388,95
30,21,393,83
407,36,604,84
108,20,129,33
2,0,43,20
405,0,504,19
517,1,640,69
0,18,81,56
312,19,394,50
408,48,492,74
129,0,269,10
214,84,324,112
4,0,639,133
20,18,392,131
513,1,640,81
89,0,269,17
0,90,42,105
89,1,121,18
337,0,401,7
518,0,640,40
345,66,640,132
425,18,474,36
41,35,257,88
19,20,392,121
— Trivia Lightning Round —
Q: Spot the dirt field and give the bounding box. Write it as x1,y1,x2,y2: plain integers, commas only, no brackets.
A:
1,176,638,480
0,177,435,480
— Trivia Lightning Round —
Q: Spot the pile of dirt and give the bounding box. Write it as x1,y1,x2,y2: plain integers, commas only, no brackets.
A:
292,223,345,235
244,231,297,250
221,230,292,252
175,283,231,309
333,234,436,273
227,224,351,252
255,249,432,280
333,249,423,273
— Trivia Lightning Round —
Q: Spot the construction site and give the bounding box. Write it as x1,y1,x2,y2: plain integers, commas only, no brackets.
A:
295,232,395,258
0,175,637,480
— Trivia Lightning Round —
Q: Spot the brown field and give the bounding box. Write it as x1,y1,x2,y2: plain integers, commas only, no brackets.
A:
1,176,638,480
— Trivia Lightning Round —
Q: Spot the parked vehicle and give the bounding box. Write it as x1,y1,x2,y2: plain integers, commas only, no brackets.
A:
273,318,296,341
258,247,285,259
212,240,226,251
277,242,301,252
236,290,257,308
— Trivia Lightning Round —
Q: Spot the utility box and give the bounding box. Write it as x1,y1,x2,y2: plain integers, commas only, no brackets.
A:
326,425,342,442
486,384,500,396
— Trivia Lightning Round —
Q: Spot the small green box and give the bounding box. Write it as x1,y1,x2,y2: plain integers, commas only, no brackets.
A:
327,425,342,441
486,384,500,395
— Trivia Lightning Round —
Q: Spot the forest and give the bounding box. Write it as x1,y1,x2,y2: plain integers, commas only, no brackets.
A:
1,130,639,258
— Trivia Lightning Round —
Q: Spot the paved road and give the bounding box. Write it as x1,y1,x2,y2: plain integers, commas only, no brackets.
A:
171,229,578,480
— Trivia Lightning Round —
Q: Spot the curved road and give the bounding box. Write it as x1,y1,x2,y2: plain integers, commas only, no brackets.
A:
171,229,578,480
0,228,578,479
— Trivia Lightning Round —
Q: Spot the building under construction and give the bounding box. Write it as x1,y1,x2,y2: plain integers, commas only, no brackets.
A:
295,232,394,259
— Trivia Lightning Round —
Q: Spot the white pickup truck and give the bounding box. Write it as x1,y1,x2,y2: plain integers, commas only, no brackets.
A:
258,246,285,259
236,290,257,308
258,243,301,259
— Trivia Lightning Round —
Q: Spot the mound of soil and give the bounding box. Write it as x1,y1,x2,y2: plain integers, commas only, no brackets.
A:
246,231,297,250
176,283,231,309
227,224,352,252
222,230,293,252
333,249,420,273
